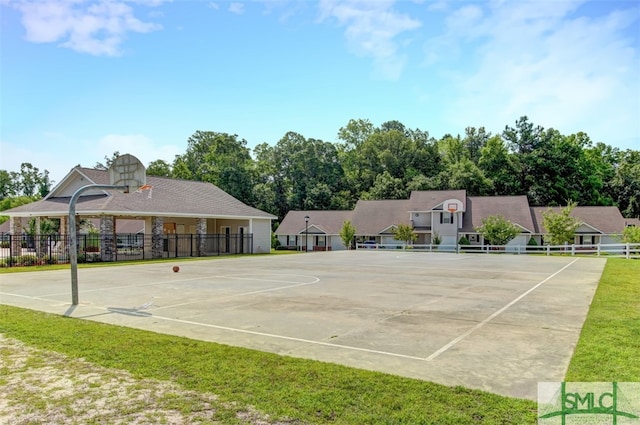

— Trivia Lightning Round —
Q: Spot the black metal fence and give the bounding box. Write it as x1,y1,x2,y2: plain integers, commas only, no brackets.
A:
0,233,253,267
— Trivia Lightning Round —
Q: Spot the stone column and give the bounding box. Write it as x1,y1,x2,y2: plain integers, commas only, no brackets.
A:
100,216,116,261
10,217,23,258
60,216,69,235
151,216,164,258
196,218,207,256
35,216,43,258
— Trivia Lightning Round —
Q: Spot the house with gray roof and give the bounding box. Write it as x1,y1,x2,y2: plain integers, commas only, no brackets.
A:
276,190,627,250
3,166,276,260
275,210,353,251
530,206,626,245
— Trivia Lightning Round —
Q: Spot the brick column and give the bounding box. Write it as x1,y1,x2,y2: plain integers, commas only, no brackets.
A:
100,216,116,261
151,216,164,258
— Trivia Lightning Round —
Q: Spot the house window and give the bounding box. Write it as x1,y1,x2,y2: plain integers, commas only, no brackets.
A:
441,212,452,224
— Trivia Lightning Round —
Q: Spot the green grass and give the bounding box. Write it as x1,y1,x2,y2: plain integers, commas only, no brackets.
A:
0,305,537,424
565,258,640,381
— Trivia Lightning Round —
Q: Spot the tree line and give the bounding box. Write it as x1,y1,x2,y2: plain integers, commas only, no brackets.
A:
1,116,639,225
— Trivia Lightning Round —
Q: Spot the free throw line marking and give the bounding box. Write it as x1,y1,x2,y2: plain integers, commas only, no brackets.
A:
425,258,580,361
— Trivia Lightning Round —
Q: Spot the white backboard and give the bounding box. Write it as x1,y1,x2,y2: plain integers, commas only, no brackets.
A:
109,154,146,193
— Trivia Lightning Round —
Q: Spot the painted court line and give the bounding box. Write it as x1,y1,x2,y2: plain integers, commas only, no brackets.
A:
144,313,431,362
424,258,580,361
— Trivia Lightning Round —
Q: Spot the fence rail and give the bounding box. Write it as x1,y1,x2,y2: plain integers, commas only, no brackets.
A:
0,233,253,267
355,242,640,259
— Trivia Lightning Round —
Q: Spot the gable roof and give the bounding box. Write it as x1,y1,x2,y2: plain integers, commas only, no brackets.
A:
530,206,625,234
4,167,276,220
462,196,535,233
351,199,411,235
275,210,353,235
409,190,466,212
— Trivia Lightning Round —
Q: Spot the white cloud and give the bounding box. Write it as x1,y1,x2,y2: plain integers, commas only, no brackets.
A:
426,1,640,147
318,0,421,80
9,0,162,56
228,2,244,15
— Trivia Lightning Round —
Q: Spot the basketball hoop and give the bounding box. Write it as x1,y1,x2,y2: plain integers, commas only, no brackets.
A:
69,154,146,305
447,203,457,213
109,154,146,193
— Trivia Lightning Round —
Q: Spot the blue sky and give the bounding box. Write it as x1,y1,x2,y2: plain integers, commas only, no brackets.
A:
1,0,639,186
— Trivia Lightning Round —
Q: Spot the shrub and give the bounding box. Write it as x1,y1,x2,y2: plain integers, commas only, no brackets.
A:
46,256,59,265
528,237,538,246
0,241,9,248
458,236,470,245
19,255,38,266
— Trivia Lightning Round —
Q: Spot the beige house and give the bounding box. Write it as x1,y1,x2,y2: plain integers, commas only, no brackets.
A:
275,190,628,250
3,167,276,260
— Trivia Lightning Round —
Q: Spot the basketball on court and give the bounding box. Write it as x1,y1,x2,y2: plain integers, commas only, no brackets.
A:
172,265,180,273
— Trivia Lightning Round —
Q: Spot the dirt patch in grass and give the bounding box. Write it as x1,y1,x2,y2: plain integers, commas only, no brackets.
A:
0,334,301,424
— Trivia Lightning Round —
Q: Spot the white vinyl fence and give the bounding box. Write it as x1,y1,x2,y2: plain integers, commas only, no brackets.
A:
355,242,640,259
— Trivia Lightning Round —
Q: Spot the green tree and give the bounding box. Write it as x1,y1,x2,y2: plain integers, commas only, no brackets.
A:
337,118,375,150
362,171,406,200
478,136,520,195
541,203,582,245
339,220,357,249
393,223,417,247
441,158,493,195
621,226,640,243
611,150,640,218
463,126,491,164
0,170,17,199
95,151,121,170
146,159,172,177
273,132,345,212
17,163,51,198
173,131,257,204
475,215,521,245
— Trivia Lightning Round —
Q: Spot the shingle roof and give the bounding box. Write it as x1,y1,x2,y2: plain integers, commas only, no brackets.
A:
531,206,625,234
275,210,353,235
409,190,467,211
351,199,411,235
626,218,640,227
5,167,276,219
462,196,535,233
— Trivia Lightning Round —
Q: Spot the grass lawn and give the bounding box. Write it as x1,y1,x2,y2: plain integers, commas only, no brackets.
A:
1,257,638,423
565,258,640,381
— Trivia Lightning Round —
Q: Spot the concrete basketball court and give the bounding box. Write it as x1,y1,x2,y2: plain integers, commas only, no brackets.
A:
0,251,606,400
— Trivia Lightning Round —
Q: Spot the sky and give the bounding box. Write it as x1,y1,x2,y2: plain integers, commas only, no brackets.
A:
1,0,639,186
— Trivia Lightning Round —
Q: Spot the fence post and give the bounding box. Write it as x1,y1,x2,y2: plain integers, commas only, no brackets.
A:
571,244,575,256
627,243,630,260
597,243,601,256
